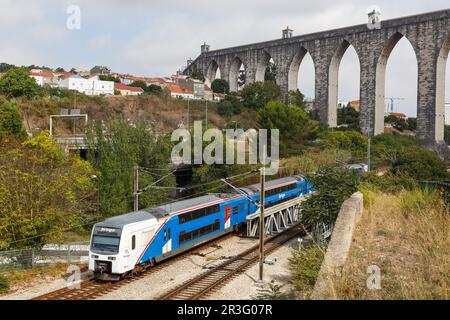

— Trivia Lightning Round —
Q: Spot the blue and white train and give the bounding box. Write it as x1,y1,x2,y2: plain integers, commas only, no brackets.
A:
88,175,313,280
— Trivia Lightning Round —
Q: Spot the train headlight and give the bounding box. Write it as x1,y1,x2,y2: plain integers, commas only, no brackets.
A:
108,257,116,261
91,254,99,259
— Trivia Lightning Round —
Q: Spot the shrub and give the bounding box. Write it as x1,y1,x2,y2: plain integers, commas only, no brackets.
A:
302,166,360,225
0,274,10,294
253,281,291,300
393,146,449,181
257,101,319,157
319,130,367,157
0,67,43,99
0,97,26,138
290,244,325,295
361,172,418,194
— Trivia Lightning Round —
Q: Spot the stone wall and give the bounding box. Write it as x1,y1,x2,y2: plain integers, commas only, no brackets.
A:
310,192,364,300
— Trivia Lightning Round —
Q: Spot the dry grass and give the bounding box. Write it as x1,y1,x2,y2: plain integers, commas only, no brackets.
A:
279,148,351,176
332,187,450,300
1,263,82,295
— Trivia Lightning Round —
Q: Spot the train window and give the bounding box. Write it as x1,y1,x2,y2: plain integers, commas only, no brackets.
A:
232,206,238,214
179,204,220,224
164,230,167,241
179,219,220,245
265,183,296,197
168,228,171,239
132,235,136,250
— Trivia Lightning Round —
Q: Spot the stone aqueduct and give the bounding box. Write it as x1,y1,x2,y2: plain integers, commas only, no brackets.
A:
184,9,450,144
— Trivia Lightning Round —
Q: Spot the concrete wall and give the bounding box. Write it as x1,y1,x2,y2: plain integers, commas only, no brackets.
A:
310,192,364,300
185,9,450,144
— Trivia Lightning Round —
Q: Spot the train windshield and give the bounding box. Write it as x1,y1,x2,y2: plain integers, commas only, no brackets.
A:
91,235,120,254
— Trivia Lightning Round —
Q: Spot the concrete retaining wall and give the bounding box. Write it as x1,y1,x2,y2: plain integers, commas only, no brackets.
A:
311,192,364,300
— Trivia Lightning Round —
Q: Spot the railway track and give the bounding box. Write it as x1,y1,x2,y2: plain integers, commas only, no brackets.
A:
32,233,236,300
157,224,304,300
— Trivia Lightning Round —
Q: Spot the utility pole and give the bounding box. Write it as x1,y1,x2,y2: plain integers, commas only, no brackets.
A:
206,99,208,129
187,97,190,128
367,138,371,172
258,166,265,282
134,166,139,212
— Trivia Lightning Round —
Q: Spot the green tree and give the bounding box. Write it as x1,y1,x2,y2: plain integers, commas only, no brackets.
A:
130,81,148,91
55,67,65,72
146,84,162,95
86,119,175,216
211,79,229,94
407,117,417,131
0,132,98,249
286,89,305,109
218,92,242,118
445,125,450,145
0,97,26,138
338,104,360,131
99,74,121,83
257,101,319,156
241,81,281,109
262,80,281,102
191,69,205,82
0,62,15,73
301,166,360,225
218,100,234,118
319,130,367,157
0,67,43,99
238,69,246,87
393,146,449,181
264,62,277,81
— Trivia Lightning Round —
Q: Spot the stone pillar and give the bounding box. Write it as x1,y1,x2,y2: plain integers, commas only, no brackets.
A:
416,50,440,142
358,53,378,136
275,62,289,93
314,52,334,126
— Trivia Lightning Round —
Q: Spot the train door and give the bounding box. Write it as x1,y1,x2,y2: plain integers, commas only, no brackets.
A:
162,225,172,254
224,205,231,229
122,232,137,271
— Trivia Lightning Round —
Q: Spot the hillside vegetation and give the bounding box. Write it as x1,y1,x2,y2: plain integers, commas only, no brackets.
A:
17,94,258,135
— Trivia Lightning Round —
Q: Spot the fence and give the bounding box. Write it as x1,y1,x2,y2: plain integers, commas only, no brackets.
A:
0,242,90,272
312,222,334,244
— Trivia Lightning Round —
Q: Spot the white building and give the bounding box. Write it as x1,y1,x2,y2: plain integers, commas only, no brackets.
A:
59,75,114,96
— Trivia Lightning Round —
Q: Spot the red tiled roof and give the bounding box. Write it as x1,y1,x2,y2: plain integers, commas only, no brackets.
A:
166,84,192,94
54,72,76,79
388,112,408,118
30,71,55,78
115,83,144,92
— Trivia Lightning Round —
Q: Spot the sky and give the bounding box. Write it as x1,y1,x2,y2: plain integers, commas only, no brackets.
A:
1,0,449,116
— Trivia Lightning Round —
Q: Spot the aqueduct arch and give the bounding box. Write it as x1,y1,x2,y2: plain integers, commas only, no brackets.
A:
288,47,309,92
436,35,450,141
186,9,450,146
229,57,244,92
205,60,220,86
255,51,272,82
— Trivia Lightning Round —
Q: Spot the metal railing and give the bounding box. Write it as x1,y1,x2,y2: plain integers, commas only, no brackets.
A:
0,242,90,272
